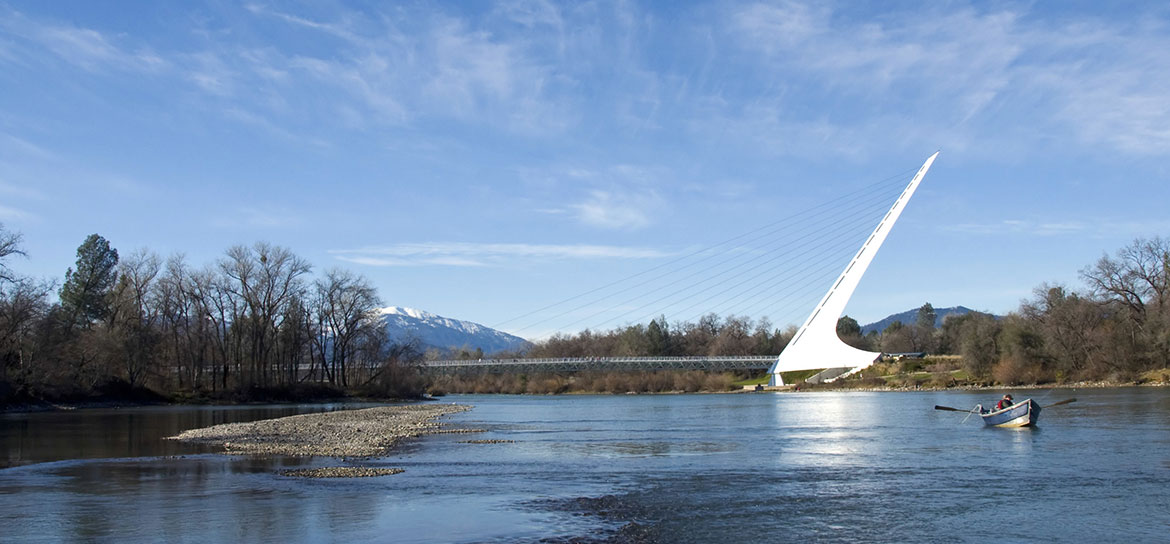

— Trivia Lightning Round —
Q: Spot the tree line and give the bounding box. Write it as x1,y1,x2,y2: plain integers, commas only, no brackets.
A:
516,314,794,360
868,236,1170,383
0,225,424,405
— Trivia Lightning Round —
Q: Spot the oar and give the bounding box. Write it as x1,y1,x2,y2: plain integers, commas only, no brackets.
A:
934,405,970,412
934,404,981,424
1043,398,1076,408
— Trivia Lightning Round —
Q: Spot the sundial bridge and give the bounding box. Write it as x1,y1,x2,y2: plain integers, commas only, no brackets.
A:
423,152,941,385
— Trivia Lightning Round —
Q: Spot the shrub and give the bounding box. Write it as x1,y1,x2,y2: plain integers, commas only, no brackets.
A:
992,355,1050,385
899,358,926,373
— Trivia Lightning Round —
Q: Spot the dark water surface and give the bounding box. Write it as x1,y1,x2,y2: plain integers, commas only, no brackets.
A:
2,389,1168,543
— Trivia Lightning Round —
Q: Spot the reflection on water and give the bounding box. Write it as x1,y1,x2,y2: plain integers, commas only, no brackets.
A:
771,392,893,470
1,403,378,468
2,389,1169,543
563,440,738,458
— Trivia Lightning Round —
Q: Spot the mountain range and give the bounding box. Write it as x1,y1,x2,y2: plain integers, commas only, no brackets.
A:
379,307,531,356
859,306,982,335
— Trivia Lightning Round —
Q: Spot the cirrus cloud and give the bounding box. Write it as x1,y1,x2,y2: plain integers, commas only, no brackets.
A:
330,242,673,267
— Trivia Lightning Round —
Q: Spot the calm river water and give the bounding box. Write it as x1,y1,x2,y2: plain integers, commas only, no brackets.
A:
2,389,1168,543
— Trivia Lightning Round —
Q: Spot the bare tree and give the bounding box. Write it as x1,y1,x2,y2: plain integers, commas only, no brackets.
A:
0,224,42,377
1022,285,1107,379
0,224,26,286
1081,237,1170,368
708,315,754,355
1081,237,1170,321
154,255,200,389
108,249,162,386
189,266,235,390
219,243,311,386
0,278,50,377
310,269,383,387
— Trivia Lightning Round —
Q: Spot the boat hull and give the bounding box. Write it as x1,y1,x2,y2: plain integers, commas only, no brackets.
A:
980,399,1041,427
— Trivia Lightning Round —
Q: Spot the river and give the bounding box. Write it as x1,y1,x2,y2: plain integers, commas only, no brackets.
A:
2,388,1168,543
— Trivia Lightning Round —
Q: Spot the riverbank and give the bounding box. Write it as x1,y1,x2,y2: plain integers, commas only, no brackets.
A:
787,365,1170,393
782,380,1169,393
424,365,1170,395
0,381,431,413
167,403,472,457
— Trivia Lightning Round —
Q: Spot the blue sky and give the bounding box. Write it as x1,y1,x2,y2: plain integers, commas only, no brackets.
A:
2,1,1169,338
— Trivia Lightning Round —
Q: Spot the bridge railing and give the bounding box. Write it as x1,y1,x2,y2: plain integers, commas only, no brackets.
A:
421,355,778,374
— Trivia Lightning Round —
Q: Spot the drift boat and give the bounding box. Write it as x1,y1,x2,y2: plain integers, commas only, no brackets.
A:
976,399,1041,427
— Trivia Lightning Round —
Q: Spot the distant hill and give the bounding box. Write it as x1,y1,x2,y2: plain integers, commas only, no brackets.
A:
379,306,531,356
860,306,987,335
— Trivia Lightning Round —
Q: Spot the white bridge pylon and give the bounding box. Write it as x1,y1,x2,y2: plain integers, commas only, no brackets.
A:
769,152,940,386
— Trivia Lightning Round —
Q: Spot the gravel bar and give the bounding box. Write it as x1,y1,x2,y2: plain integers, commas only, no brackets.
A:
280,467,405,478
168,404,471,457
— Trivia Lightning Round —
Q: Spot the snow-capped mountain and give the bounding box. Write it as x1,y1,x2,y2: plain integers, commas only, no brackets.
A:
379,306,531,356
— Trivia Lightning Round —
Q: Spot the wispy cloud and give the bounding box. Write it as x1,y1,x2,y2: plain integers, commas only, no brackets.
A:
238,4,571,133
721,2,1170,157
186,51,235,96
2,3,578,141
244,4,361,42
570,189,656,230
945,219,1085,236
0,203,33,222
526,164,667,230
493,0,564,29
1049,62,1170,155
943,218,1170,238
330,242,673,267
222,107,331,148
720,3,1023,154
338,255,487,268
211,206,302,229
0,179,47,200
0,132,55,160
6,1,1170,160
0,8,166,73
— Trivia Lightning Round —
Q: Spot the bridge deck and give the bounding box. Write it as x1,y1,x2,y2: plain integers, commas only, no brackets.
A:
422,355,777,375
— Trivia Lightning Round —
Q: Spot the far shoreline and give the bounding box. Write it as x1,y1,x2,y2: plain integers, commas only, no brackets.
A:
0,394,436,414
6,380,1167,413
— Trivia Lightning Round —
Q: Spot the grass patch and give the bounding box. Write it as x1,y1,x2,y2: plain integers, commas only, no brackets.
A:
781,369,824,384
732,374,771,387
949,369,973,381
1139,368,1170,384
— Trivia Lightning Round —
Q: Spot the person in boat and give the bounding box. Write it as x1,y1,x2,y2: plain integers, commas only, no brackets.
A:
995,394,1015,411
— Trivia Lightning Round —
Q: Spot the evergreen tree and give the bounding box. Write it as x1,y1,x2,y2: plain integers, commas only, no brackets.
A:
646,318,670,356
836,315,872,350
915,302,938,353
836,315,862,337
59,234,119,328
916,303,937,331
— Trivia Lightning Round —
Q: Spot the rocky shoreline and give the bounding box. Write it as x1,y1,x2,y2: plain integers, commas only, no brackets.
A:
168,403,472,458
785,380,1169,393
